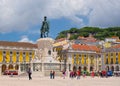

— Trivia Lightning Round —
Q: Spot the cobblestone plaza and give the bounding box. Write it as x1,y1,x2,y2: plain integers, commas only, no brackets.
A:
0,75,120,86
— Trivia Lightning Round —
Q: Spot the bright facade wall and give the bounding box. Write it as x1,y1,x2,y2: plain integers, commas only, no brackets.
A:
72,53,95,65
104,52,120,64
0,50,35,63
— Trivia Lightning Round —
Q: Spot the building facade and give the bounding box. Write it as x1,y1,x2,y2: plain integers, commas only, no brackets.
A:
62,44,101,72
1,37,120,75
103,44,120,72
0,41,37,74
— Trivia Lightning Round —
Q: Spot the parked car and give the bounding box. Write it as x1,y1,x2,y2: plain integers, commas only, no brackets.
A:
4,69,18,75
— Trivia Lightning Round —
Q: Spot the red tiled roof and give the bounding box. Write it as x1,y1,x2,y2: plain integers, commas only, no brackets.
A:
77,36,85,39
77,36,97,42
112,44,120,48
72,44,100,52
111,36,119,39
0,41,37,48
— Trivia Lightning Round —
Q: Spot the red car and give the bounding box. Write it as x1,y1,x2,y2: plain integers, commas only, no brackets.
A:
4,70,18,75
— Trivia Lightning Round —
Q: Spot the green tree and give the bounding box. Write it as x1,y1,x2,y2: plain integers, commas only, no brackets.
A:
55,26,120,40
69,28,79,34
56,34,66,39
116,31,120,38
69,34,79,40
79,32,89,37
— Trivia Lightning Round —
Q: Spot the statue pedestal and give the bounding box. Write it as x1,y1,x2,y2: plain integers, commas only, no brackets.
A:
37,38,54,58
32,37,61,76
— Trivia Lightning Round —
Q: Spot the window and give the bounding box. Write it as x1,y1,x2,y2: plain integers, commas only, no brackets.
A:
23,52,25,55
84,58,86,64
106,53,108,56
48,50,51,55
116,58,118,64
17,52,19,55
10,51,12,54
29,52,32,55
111,58,113,64
90,59,93,64
106,58,108,64
111,53,113,56
3,51,6,54
79,58,81,64
98,55,101,57
91,55,93,57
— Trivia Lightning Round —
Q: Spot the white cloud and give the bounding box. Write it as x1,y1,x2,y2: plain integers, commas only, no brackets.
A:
0,0,120,33
18,35,35,43
88,0,120,27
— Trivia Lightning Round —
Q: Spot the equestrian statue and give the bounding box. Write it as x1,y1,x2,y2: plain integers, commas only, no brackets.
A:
40,16,49,38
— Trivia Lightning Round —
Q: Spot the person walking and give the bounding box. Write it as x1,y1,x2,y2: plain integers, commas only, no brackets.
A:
27,67,32,80
76,70,81,79
53,71,55,79
50,70,52,79
62,70,66,79
91,71,95,78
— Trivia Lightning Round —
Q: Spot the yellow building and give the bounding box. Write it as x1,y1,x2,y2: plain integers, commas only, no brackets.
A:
53,38,69,62
62,44,101,72
103,42,111,48
103,44,120,71
0,41,37,74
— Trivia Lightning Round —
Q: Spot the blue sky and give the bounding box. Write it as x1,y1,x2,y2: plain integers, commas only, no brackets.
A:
0,0,120,43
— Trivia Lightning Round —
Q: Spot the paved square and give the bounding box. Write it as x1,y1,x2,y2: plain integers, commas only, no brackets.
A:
0,75,120,86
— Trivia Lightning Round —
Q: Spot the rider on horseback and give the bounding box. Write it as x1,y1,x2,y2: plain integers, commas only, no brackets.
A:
40,16,49,38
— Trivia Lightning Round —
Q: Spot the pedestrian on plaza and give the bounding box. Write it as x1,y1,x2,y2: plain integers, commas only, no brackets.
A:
91,71,95,78
69,70,72,78
27,67,32,80
70,71,74,79
62,70,66,79
76,70,81,79
53,71,55,79
50,70,52,79
83,71,86,78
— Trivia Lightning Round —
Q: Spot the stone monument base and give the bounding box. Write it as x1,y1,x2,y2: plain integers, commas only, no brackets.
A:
32,37,64,76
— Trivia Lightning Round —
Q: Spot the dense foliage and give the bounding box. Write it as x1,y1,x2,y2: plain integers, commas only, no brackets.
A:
56,27,120,40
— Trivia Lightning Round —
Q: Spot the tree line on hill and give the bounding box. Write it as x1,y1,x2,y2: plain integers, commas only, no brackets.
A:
56,27,120,40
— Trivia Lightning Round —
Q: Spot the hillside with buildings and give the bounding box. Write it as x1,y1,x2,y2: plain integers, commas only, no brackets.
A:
0,27,120,76
56,27,120,40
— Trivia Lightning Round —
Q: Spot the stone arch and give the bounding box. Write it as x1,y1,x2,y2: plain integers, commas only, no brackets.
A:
73,66,77,72
15,64,19,70
106,66,109,71
83,66,87,71
111,66,114,71
8,64,13,69
1,64,7,73
48,50,51,55
116,66,119,71
90,66,93,71
78,66,81,71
